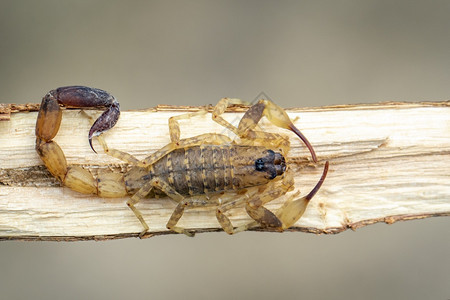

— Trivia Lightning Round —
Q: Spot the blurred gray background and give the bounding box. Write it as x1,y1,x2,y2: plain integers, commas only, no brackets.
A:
1,1,449,299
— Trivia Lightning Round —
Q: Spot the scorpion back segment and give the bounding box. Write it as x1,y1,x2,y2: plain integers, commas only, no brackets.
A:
35,86,328,237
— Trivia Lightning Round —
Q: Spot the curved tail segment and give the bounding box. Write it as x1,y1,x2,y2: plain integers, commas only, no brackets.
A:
35,86,126,196
36,86,120,153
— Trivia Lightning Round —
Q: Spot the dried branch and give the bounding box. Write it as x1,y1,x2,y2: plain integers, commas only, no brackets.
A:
0,101,449,240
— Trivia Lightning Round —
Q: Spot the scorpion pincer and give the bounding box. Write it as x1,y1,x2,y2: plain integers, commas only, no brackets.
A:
36,86,329,237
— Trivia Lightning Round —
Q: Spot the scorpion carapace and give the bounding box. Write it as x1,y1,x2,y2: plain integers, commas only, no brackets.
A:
35,86,329,237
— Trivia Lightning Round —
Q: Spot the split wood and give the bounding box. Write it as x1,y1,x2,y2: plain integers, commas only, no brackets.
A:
0,102,449,240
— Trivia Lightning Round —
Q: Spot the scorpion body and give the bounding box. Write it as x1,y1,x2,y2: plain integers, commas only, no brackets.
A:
125,145,286,197
35,86,328,237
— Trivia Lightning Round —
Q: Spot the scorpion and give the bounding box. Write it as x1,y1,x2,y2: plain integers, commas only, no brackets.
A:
35,86,329,237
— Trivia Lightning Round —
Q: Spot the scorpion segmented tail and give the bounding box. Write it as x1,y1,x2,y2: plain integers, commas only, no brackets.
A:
35,86,127,198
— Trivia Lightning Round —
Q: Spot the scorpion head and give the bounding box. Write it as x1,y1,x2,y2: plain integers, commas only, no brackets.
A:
254,149,286,180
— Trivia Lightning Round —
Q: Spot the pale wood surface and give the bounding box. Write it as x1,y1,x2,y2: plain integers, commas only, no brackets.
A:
0,102,449,240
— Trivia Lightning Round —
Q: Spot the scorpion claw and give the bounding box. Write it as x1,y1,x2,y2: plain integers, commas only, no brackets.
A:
88,102,120,153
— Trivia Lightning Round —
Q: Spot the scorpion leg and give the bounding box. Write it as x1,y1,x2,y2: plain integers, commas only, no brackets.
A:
137,107,232,167
243,171,296,230
126,177,183,237
166,191,264,236
214,189,260,234
212,98,249,136
211,98,292,153
215,171,302,233
81,110,140,165
126,180,155,238
167,187,266,236
245,162,328,230
146,177,203,237
97,135,140,165
126,176,198,237
240,99,317,162
168,108,208,143
166,198,214,237
137,103,241,167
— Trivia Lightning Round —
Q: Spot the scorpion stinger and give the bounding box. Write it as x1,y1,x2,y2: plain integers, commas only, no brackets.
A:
88,100,120,153
36,85,120,154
